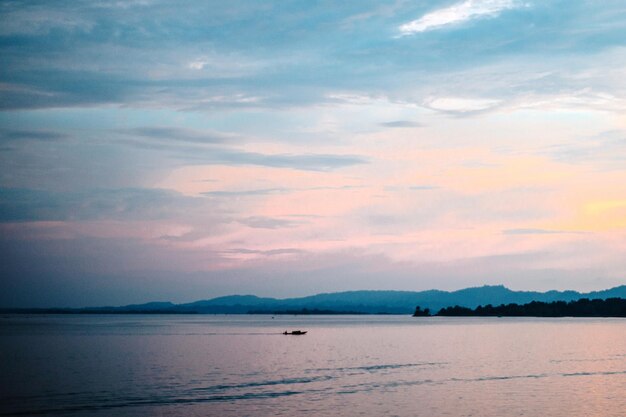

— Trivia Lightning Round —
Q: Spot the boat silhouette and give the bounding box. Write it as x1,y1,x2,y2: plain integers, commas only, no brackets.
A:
283,330,307,335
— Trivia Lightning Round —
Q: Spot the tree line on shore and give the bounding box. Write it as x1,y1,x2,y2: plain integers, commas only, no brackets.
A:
414,298,626,317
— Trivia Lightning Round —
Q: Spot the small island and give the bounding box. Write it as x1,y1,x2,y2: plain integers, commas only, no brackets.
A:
412,306,431,316
413,298,626,317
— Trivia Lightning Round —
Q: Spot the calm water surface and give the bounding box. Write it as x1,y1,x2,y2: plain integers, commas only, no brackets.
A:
1,315,624,416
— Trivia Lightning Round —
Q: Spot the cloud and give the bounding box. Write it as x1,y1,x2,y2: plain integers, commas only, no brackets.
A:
238,216,303,229
538,130,626,171
379,120,421,128
202,188,292,197
1,1,624,116
180,150,368,171
203,185,362,198
0,6,94,36
398,0,521,35
0,129,69,141
385,185,440,192
503,228,584,235
0,187,208,222
118,127,368,171
409,185,439,191
423,96,502,113
119,127,239,145
114,135,368,171
224,248,304,256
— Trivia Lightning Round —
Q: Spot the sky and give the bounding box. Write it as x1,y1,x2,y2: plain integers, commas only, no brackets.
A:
1,0,625,307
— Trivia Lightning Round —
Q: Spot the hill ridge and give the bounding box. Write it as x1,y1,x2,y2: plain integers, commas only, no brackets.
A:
3,285,624,314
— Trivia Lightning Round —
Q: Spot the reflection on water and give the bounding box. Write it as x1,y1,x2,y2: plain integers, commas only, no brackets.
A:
1,315,625,416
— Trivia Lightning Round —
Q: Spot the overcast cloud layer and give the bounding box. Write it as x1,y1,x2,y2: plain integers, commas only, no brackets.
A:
1,0,625,307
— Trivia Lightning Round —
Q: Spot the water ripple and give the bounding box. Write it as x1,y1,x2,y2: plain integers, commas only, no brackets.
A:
2,366,624,415
191,375,334,392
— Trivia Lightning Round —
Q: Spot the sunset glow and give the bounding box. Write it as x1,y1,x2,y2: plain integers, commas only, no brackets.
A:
1,0,625,307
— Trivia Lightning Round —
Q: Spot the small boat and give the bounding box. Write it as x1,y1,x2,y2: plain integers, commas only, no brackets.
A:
283,330,307,335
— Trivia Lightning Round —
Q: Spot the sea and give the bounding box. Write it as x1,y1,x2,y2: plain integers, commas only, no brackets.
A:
1,314,624,417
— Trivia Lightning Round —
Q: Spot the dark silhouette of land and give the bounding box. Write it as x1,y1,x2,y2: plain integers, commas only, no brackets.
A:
412,306,431,316
417,298,626,317
1,285,624,315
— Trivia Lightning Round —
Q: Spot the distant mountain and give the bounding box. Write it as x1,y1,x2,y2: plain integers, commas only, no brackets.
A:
84,301,176,312
3,285,625,314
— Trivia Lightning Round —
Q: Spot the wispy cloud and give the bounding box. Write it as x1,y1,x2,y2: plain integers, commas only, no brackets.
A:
409,185,440,191
399,0,521,35
385,185,440,192
119,127,240,145
503,228,585,235
203,185,363,198
113,136,368,171
379,120,421,128
537,131,626,171
239,216,304,229
0,187,206,222
202,188,291,197
0,129,69,141
224,248,303,256
185,150,368,171
423,96,502,113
